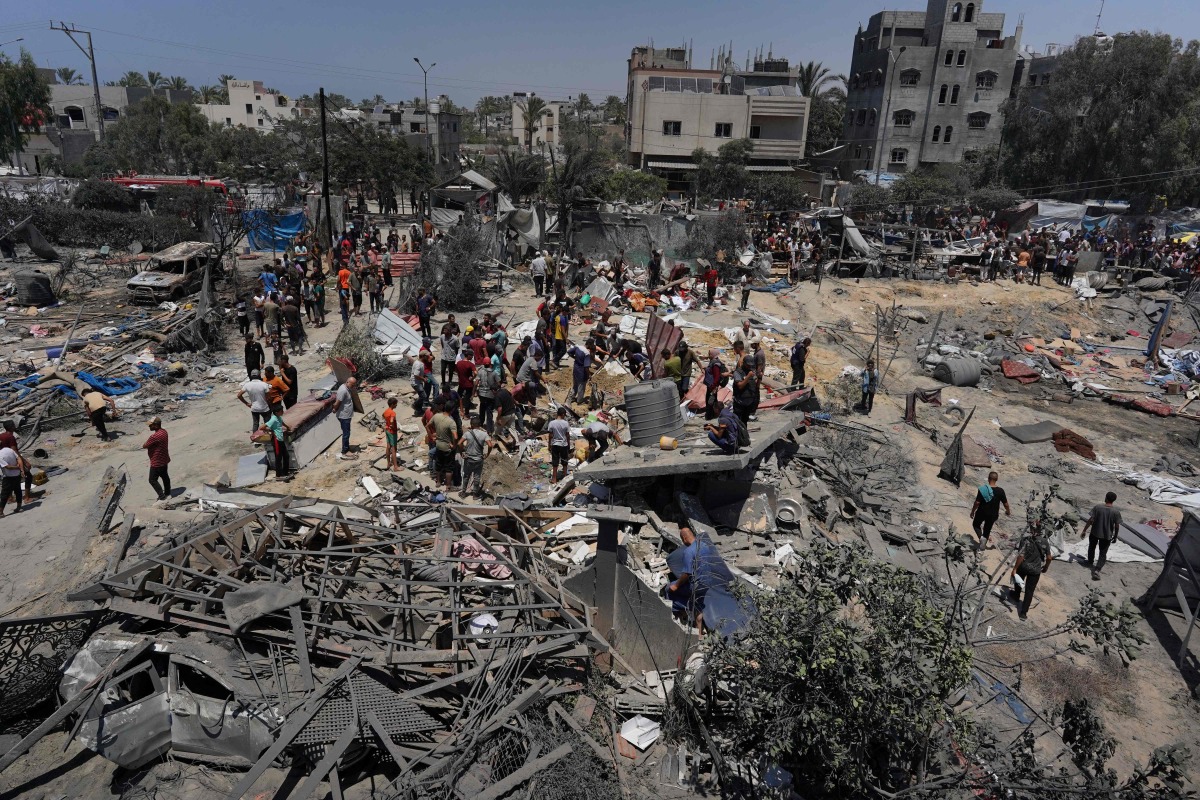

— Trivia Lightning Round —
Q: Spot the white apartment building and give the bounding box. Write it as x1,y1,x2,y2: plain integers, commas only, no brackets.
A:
198,79,302,130
509,94,568,150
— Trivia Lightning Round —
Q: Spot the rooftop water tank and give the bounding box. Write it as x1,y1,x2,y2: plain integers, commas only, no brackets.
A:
624,379,685,446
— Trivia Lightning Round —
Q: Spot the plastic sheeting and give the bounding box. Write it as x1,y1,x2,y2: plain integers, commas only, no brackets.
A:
244,208,306,251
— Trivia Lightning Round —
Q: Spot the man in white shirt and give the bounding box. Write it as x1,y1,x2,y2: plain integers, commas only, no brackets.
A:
530,251,548,297
0,445,21,515
547,407,572,483
236,370,272,432
733,319,761,350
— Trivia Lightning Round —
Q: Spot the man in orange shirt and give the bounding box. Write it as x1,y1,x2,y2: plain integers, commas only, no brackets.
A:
263,366,291,409
383,396,400,471
337,264,352,326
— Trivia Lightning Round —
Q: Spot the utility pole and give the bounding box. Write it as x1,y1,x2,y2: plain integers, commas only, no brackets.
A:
319,88,333,254
50,22,104,141
413,58,436,166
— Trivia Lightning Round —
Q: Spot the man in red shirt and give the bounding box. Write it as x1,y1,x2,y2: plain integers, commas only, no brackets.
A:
142,416,171,501
704,266,719,307
455,349,476,412
383,396,400,472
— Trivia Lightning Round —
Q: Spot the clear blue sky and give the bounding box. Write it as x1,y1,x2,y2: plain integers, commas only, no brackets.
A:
0,0,1190,106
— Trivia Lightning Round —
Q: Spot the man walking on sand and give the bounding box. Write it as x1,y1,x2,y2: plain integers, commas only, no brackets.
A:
1010,531,1053,620
0,443,22,515
969,471,1011,549
143,416,171,501
1080,491,1123,581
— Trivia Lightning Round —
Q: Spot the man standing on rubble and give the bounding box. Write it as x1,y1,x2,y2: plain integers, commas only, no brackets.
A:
142,416,171,501
566,340,596,404
335,377,358,460
415,288,436,339
277,354,299,409
237,370,271,432
431,400,459,490
1080,491,1123,581
547,406,572,483
790,337,810,387
730,344,758,425
475,358,499,432
1011,530,1053,620
969,471,1011,549
648,249,663,291
860,359,879,415
459,414,491,498
677,340,701,397
733,319,760,352
703,348,726,420
703,262,719,307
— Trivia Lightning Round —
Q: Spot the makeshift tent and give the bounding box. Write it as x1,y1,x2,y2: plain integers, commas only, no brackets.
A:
243,208,306,252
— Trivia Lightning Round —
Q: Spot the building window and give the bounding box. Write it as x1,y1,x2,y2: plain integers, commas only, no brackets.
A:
868,108,877,126
257,119,263,127
1041,74,1050,85
1029,73,1038,86
957,50,967,67
932,126,941,142
976,71,997,89
855,109,866,125
951,2,962,21
854,145,863,158
61,106,85,129
890,148,908,164
225,117,232,126
965,3,975,22
866,146,874,163
851,73,860,89
245,103,253,114
101,107,120,121
938,85,948,105
944,125,954,142
899,69,921,86
873,69,884,87
945,50,954,66
893,110,915,127
968,112,990,129
662,120,681,136
410,122,422,132
951,85,960,104
749,125,761,139
714,122,732,138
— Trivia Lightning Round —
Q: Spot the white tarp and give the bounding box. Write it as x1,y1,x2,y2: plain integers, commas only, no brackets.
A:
374,308,424,356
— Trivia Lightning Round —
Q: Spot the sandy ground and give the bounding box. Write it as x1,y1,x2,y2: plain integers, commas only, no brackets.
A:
3,254,1200,792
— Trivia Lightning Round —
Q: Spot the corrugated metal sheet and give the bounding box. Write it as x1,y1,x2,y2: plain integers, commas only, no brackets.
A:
646,313,682,379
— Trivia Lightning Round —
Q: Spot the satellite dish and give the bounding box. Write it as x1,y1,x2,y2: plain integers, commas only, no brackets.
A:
130,241,143,255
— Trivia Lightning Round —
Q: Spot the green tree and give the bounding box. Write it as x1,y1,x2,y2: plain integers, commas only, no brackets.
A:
77,95,215,176
118,71,148,88
165,76,192,93
692,139,754,201
599,169,667,204
1000,31,1200,204
0,49,53,169
757,174,810,210
805,87,846,156
517,96,547,152
195,84,220,104
475,95,507,137
575,92,592,114
145,71,166,89
546,140,606,250
72,178,138,212
796,60,846,97
602,95,626,125
488,149,544,203
55,67,83,86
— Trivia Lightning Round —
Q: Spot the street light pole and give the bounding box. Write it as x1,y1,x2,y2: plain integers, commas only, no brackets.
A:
876,46,906,186
1,39,26,175
413,57,437,165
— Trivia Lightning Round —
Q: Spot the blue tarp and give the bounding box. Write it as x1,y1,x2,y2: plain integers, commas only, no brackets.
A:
243,208,306,252
1080,214,1116,231
1168,223,1200,236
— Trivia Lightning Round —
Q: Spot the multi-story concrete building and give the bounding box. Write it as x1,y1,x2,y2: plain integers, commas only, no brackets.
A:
14,79,193,173
509,94,568,150
197,79,301,131
842,0,1022,176
624,43,810,189
333,102,462,167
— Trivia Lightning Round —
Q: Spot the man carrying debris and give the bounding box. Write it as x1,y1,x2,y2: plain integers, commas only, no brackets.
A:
582,420,621,462
459,414,492,498
790,337,811,388
1080,491,1123,581
1011,530,1053,620
969,471,1012,549
142,416,171,501
566,340,596,404
81,388,118,441
335,377,358,460
547,406,572,483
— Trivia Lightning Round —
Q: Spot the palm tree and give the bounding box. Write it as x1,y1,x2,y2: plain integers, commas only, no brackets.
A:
55,67,83,85
576,93,593,115
488,150,544,203
118,71,149,88
145,71,167,89
195,84,219,104
518,96,547,152
371,94,386,107
796,61,846,98
551,141,606,250
166,76,192,92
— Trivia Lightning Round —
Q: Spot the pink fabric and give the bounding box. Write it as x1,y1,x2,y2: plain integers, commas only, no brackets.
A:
452,538,512,579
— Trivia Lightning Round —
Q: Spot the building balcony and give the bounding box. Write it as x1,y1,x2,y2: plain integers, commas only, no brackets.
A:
751,138,803,159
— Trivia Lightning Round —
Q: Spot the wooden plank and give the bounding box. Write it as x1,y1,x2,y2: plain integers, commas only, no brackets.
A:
473,743,573,800
290,605,314,691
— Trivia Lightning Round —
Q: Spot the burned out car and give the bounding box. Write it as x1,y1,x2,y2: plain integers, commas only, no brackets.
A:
126,241,213,304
